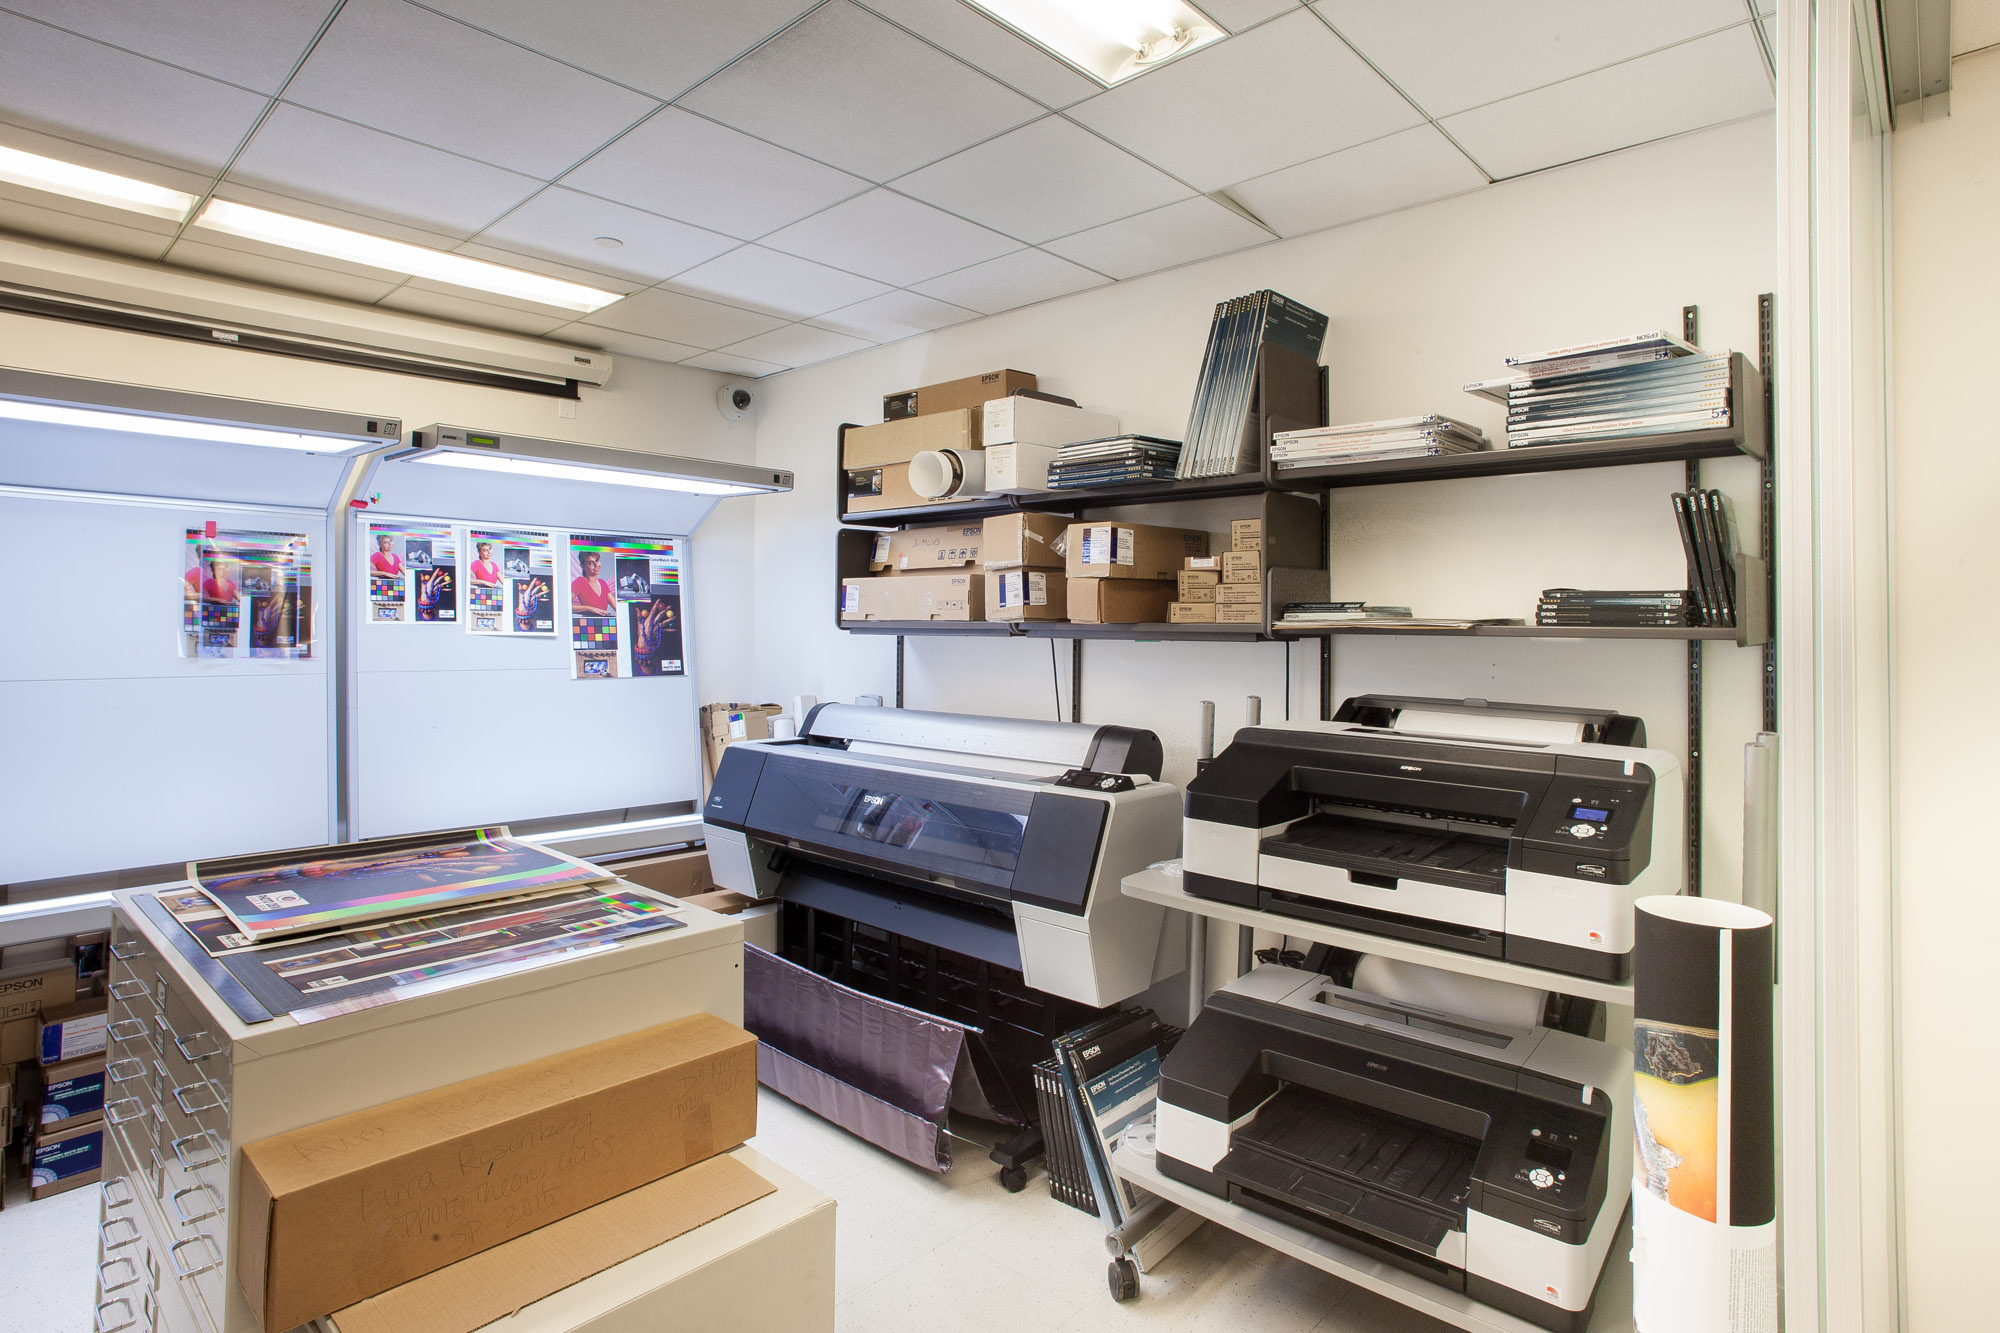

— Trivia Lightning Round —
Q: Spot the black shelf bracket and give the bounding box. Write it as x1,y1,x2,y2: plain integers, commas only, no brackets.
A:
1682,303,1704,898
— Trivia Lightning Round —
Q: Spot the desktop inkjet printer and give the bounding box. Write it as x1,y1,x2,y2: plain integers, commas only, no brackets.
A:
1182,695,1683,981
1156,961,1629,1332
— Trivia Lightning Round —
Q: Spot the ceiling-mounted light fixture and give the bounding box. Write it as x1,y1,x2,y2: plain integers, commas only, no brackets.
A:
0,144,198,222
0,368,401,454
965,0,1223,84
391,425,793,497
192,200,625,314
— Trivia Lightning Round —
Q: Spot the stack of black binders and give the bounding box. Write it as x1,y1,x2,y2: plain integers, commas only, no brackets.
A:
1672,487,1740,627
1046,435,1182,489
1178,289,1328,478
1537,589,1694,628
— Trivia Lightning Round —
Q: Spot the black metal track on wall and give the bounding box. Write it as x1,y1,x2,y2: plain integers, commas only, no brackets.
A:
1759,292,1778,734
1683,304,1705,898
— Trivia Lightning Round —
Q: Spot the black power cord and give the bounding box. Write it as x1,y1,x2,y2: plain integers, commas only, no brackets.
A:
1049,638,1061,721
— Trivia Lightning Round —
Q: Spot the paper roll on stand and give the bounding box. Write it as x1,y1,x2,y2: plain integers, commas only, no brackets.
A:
1630,896,1777,1332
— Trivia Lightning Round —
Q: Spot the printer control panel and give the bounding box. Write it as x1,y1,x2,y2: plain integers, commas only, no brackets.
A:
1478,1099,1610,1231
1514,758,1656,883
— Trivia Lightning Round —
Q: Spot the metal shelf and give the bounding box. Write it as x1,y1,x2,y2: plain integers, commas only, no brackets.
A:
836,619,1015,637
1018,621,1270,643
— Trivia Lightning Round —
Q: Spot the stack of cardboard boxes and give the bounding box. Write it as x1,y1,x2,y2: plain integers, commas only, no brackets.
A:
840,520,986,623
844,369,1035,515
1064,521,1209,624
1171,518,1268,628
0,950,110,1203
983,513,1068,621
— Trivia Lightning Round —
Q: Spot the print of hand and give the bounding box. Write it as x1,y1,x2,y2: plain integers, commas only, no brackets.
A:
518,578,548,615
418,569,452,608
634,600,671,655
255,594,290,635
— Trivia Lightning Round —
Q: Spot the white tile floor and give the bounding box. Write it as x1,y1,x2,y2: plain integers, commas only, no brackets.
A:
0,1090,1448,1333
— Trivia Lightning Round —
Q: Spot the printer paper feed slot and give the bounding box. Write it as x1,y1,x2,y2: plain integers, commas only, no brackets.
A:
1262,816,1509,896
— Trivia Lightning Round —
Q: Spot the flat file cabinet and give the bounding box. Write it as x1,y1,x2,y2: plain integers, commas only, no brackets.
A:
92,884,747,1333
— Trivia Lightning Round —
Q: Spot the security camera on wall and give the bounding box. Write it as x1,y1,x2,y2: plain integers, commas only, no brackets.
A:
716,382,754,421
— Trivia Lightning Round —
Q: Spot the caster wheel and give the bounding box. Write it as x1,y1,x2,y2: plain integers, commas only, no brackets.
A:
1108,1256,1139,1302
998,1164,1027,1193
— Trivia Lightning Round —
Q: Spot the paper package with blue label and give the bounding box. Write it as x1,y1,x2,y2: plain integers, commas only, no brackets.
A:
30,1118,104,1198
39,1056,106,1127
38,1000,107,1066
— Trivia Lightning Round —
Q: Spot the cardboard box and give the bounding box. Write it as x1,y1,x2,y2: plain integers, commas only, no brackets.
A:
981,397,1117,447
29,1118,102,1199
37,1000,105,1066
985,570,1067,622
915,369,1035,417
37,1055,104,1128
0,961,76,1065
1231,518,1264,551
840,573,982,622
1185,555,1223,571
701,703,783,789
1176,570,1219,601
679,890,759,917
1221,550,1263,584
842,410,979,469
982,512,1069,570
1069,579,1174,625
1216,583,1264,606
1169,601,1218,624
1065,523,1209,581
326,1154,778,1333
868,522,983,573
845,462,966,515
613,850,714,902
237,1013,760,1332
983,442,1059,494
883,389,918,420
1216,602,1267,626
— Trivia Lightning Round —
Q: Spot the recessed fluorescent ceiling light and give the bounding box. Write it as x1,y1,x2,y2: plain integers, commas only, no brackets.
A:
0,144,197,221
193,200,623,314
967,0,1222,84
0,398,366,452
409,449,767,496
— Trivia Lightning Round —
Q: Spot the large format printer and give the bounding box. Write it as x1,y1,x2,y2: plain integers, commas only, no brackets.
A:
1182,695,1683,981
1157,961,1629,1332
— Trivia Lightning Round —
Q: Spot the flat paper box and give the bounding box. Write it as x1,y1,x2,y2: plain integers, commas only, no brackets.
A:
679,890,759,916
38,1054,105,1126
0,961,76,1064
1215,583,1263,606
883,389,917,420
614,850,715,902
1215,602,1265,625
1176,571,1219,601
984,442,1060,494
1169,601,1217,624
982,512,1068,570
327,1154,777,1333
236,1013,760,1333
872,522,983,572
915,369,1034,417
37,1000,106,1065
982,397,1118,447
1230,518,1264,551
1185,555,1222,571
846,462,963,515
1069,579,1174,625
29,1117,102,1199
984,570,1068,622
1064,523,1209,581
840,573,982,622
842,410,979,469
1221,550,1263,584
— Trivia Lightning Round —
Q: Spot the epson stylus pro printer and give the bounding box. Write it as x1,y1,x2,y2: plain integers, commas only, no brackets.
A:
1157,962,1629,1331
1182,696,1683,981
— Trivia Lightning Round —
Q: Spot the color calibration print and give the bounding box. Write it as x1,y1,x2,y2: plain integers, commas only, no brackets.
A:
1633,1019,1722,1221
181,529,312,660
567,534,685,679
465,526,553,637
364,520,457,625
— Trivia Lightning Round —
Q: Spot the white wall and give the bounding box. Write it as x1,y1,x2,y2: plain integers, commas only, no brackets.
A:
751,115,1776,903
1886,43,2000,1330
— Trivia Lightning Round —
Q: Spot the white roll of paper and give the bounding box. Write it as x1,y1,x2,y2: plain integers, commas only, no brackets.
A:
908,448,986,499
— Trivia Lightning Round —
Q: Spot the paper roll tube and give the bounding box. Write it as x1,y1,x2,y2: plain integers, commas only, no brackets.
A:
908,448,985,499
1631,895,1776,1332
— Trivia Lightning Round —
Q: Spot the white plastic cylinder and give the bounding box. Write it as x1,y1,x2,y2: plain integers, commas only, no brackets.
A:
907,448,985,499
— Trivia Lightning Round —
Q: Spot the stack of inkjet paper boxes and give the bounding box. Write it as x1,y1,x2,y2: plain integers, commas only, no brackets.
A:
1170,518,1266,627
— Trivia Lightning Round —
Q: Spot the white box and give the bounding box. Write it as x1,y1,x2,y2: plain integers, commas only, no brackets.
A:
984,442,1060,494
982,396,1120,447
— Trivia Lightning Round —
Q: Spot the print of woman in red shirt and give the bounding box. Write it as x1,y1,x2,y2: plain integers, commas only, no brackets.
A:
469,540,502,587
570,550,614,617
370,532,403,576
183,550,239,603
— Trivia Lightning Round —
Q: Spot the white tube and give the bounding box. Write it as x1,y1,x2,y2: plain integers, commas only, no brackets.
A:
908,448,986,499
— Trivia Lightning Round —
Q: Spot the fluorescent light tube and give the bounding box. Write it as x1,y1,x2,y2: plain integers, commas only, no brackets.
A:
0,144,198,221
408,448,764,496
966,0,1222,84
193,199,624,314
0,397,364,452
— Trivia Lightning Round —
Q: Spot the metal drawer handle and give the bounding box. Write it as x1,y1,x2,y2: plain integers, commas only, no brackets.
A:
93,1297,137,1333
171,1183,221,1225
172,1030,221,1063
110,937,146,961
105,1097,146,1127
99,1216,140,1250
171,1131,224,1172
173,1080,224,1115
106,1057,148,1085
106,1018,149,1043
169,1233,222,1280
103,1176,136,1210
98,1256,139,1292
109,978,149,1001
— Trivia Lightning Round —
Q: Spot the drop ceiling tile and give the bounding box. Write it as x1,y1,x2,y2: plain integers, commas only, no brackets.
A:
204,180,470,249
663,245,890,319
1227,124,1487,237
228,104,542,238
0,13,269,173
163,235,405,303
451,240,645,293
893,116,1195,244
1042,195,1271,280
1,0,333,94
682,349,789,378
550,324,704,364
720,323,874,368
1065,9,1423,193
1312,1,1748,118
911,247,1107,315
678,1,1042,181
417,0,816,100
377,284,571,336
580,286,787,348
1198,1,1303,32
855,0,1099,107
760,189,1019,286
1441,28,1774,180
0,194,174,260
476,187,737,283
808,289,979,341
561,109,868,241
282,0,657,180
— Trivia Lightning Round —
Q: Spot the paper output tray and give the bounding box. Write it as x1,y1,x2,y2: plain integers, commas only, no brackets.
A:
1261,815,1509,895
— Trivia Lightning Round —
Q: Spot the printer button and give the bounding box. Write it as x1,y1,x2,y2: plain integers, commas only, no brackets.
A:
1568,823,1597,839
1528,1167,1555,1190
